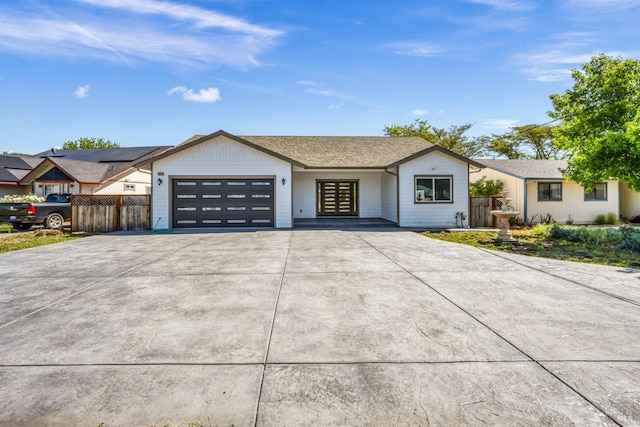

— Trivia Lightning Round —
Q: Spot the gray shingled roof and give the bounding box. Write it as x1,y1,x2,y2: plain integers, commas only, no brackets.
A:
477,159,567,179
0,155,41,183
38,146,171,163
161,131,484,169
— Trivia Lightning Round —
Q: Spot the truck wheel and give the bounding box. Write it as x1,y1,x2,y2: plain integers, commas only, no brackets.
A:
12,222,32,231
45,213,64,230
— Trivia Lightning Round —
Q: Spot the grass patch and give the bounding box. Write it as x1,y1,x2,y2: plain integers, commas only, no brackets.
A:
421,226,640,268
0,229,87,253
0,223,12,232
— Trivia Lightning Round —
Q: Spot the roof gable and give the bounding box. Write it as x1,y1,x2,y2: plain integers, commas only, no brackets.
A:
137,130,484,169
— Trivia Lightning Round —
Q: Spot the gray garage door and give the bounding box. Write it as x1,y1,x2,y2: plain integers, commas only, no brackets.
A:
173,178,274,228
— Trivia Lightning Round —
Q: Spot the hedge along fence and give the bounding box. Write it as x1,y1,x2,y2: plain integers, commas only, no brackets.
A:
71,195,150,232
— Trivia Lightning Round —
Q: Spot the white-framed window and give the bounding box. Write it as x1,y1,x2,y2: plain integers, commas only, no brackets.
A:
415,176,453,203
584,183,607,201
538,182,562,201
124,183,136,191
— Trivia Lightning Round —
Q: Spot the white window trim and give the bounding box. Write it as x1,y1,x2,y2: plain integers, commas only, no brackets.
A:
414,175,453,203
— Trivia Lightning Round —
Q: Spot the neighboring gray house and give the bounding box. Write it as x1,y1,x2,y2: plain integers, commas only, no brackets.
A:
473,159,621,224
136,130,485,229
0,154,42,197
18,146,171,196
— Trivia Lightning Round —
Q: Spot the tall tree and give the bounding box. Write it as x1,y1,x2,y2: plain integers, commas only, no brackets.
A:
384,119,485,158
485,124,564,159
62,137,121,150
549,54,640,190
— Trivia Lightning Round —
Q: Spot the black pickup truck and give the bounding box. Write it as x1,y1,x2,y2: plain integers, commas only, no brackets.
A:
0,193,72,230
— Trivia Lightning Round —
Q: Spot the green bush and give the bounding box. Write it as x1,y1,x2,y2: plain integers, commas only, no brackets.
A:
546,225,624,246
620,226,640,252
595,214,607,225
532,223,557,237
606,212,618,225
470,176,504,196
0,193,45,203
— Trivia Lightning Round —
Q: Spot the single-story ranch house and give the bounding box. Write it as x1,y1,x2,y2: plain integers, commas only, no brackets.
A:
135,130,485,229
0,146,170,197
473,159,632,224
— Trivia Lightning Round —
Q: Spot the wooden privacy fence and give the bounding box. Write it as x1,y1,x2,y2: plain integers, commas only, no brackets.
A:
470,196,499,228
71,195,150,232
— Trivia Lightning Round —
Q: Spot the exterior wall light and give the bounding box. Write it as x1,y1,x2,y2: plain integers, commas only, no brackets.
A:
281,177,286,186
157,178,163,186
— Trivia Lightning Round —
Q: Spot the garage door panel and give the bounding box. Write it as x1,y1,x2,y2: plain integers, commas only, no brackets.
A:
173,178,274,228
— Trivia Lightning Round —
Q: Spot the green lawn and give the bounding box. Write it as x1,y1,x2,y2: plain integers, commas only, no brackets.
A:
422,227,640,268
0,229,86,253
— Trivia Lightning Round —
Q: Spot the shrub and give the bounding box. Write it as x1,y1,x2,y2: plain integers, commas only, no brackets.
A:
595,214,607,225
470,176,504,196
548,225,624,246
532,223,557,237
620,226,640,252
630,215,640,224
0,193,45,203
606,212,618,225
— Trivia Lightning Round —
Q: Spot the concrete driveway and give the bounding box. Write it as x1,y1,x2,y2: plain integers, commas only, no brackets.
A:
0,229,639,426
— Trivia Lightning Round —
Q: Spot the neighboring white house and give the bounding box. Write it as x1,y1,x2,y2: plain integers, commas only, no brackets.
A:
16,146,171,197
473,159,621,224
620,181,640,221
136,130,484,229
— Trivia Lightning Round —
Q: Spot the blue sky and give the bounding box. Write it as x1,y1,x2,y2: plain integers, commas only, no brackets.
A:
1,0,639,154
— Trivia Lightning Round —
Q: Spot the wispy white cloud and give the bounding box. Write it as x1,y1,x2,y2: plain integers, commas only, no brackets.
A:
168,86,221,103
565,0,640,11
411,109,429,116
481,118,519,130
464,0,536,11
74,84,90,99
0,0,283,69
306,88,373,106
296,80,319,86
75,0,282,38
382,42,439,57
512,32,635,82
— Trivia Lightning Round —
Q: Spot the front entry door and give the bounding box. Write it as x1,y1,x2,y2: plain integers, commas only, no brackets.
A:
317,181,358,216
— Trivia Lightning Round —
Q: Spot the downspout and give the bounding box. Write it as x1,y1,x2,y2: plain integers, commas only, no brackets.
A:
524,179,528,222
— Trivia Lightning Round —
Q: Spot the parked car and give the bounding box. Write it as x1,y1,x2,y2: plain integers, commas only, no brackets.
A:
0,193,72,230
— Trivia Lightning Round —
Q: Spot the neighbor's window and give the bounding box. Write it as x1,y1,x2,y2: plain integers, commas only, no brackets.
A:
538,182,562,201
415,176,452,203
584,183,607,201
124,183,136,191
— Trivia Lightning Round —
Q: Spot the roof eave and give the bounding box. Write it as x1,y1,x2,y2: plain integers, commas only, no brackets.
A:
387,146,486,169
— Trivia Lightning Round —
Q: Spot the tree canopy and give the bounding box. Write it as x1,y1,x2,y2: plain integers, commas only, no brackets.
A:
62,137,121,150
482,124,564,159
383,119,485,158
549,54,640,190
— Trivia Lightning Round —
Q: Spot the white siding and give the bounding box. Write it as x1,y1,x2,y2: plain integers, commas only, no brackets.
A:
398,151,470,228
152,135,292,229
380,170,397,222
92,170,152,195
292,170,382,218
620,181,640,220
527,180,619,224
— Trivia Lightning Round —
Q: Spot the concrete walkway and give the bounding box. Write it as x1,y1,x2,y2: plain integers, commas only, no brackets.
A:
0,229,639,426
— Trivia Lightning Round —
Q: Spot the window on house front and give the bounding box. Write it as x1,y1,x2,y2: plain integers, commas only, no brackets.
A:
584,183,607,201
415,176,453,203
124,183,136,191
538,182,562,201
